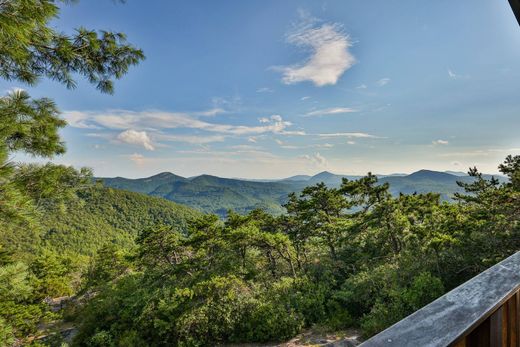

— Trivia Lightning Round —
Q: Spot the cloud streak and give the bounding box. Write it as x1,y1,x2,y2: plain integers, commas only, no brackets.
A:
317,132,382,138
432,139,449,145
305,107,357,117
66,110,295,136
376,78,390,86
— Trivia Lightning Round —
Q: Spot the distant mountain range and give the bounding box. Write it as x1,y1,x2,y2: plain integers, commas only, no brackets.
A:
99,170,504,216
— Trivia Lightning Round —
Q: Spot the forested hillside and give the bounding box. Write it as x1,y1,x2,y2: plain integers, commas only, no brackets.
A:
40,187,201,256
73,158,520,346
101,172,292,215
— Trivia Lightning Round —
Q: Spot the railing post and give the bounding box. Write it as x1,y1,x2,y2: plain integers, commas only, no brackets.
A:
359,252,520,347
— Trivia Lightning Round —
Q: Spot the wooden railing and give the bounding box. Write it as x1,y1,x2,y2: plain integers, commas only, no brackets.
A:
359,252,520,347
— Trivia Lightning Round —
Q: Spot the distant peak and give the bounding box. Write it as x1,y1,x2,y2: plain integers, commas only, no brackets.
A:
314,171,335,177
147,172,185,180
407,170,455,179
151,171,174,177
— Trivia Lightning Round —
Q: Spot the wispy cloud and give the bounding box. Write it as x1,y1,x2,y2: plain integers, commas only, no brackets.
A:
438,148,520,158
128,153,146,166
448,69,469,80
193,108,225,117
376,78,390,87
356,84,367,89
66,110,296,136
276,141,335,150
117,130,155,151
305,107,357,117
275,12,355,87
318,132,381,138
301,96,311,101
300,152,328,167
65,111,102,129
432,139,449,145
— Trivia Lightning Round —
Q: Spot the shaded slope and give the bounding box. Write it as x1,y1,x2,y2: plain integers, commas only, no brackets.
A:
41,187,201,255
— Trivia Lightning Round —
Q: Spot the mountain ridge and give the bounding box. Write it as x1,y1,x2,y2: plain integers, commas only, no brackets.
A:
98,169,505,217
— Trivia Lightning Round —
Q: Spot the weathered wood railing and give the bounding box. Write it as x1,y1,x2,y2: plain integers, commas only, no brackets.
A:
359,251,520,347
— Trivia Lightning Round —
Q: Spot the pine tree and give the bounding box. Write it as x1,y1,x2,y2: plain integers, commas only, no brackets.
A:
0,2,143,342
0,0,144,232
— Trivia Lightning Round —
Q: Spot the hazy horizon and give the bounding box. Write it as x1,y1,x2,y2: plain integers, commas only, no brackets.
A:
96,167,493,181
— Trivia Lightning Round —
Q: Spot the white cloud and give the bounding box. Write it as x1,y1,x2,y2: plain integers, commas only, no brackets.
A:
270,114,283,122
347,140,356,145
67,110,295,136
300,152,328,167
65,111,101,129
279,130,307,136
356,84,367,89
376,78,390,86
193,108,225,117
117,130,155,151
229,145,264,151
277,15,355,87
432,139,449,145
314,152,328,166
301,96,311,101
448,69,469,80
318,132,381,138
248,137,257,143
305,107,357,117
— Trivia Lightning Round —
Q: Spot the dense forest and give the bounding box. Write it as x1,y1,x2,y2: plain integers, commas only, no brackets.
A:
69,159,519,346
2,155,519,346
1,1,519,346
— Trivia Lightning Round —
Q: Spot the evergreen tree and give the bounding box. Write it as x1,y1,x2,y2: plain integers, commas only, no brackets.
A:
0,1,143,343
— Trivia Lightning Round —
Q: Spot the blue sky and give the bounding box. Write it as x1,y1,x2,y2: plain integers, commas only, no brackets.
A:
5,0,520,178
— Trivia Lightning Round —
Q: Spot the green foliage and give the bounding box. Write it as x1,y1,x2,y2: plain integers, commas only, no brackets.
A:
40,187,201,256
0,317,15,347
30,251,77,298
1,8,517,344
0,90,66,157
0,260,48,339
0,0,144,93
85,244,129,288
0,1,144,345
72,156,520,345
360,272,444,336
